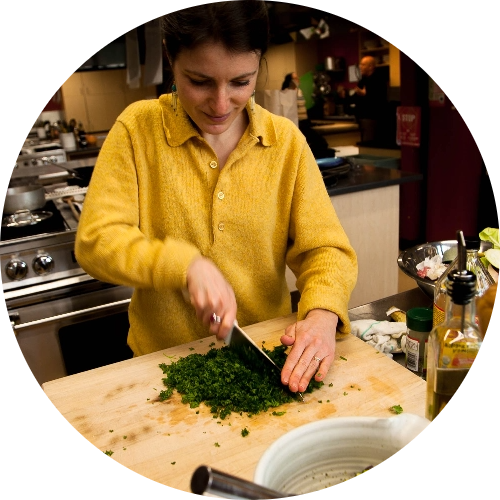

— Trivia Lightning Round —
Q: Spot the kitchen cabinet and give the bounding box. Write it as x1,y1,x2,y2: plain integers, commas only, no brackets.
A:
61,70,158,132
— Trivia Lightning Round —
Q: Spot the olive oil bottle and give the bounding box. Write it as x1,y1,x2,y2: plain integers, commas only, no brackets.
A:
426,232,483,421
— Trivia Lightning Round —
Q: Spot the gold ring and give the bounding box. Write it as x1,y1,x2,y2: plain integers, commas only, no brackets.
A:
210,313,221,324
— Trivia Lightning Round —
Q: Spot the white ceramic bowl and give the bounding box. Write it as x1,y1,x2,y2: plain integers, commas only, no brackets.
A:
254,414,429,494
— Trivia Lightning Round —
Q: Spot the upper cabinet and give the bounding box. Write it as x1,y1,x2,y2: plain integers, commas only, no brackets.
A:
358,28,400,88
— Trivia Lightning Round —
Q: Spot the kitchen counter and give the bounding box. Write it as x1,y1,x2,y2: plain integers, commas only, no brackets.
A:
326,164,422,197
349,287,432,367
310,120,359,136
348,287,431,322
43,311,426,494
10,157,98,183
64,133,107,161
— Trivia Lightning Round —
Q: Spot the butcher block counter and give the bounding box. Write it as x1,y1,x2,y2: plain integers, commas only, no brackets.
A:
43,313,426,494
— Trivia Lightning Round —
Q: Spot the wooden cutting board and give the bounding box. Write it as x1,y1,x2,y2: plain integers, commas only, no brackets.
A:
43,313,426,494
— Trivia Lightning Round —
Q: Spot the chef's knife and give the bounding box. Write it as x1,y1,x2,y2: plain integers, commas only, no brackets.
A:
225,322,304,402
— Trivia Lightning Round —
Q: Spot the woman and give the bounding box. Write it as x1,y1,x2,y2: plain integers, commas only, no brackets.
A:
75,0,357,394
281,71,334,159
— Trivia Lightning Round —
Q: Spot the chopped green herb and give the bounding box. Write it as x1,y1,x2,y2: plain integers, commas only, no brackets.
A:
241,427,249,437
123,436,127,439
343,392,348,396
326,400,330,403
109,430,113,433
158,345,322,419
104,450,114,456
340,356,347,361
171,461,176,465
389,405,403,414
189,347,195,351
123,447,127,450
318,400,323,403
209,342,215,347
272,411,286,416
214,442,220,447
329,383,333,387
196,410,199,414
158,387,173,401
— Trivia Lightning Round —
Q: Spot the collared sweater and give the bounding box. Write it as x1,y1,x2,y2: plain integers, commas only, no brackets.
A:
75,94,358,356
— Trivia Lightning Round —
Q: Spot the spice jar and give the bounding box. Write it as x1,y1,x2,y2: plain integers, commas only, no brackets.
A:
405,307,433,379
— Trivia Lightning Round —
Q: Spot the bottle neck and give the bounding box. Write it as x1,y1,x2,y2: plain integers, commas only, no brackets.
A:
444,294,476,325
466,248,480,271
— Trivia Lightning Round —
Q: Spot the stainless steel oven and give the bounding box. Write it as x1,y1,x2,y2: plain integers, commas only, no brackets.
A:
2,160,134,385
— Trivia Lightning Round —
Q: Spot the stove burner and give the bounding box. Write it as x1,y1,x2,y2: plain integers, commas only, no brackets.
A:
0,200,68,241
2,210,53,228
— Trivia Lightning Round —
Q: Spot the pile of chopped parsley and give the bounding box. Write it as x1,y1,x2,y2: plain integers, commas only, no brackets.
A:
159,345,322,419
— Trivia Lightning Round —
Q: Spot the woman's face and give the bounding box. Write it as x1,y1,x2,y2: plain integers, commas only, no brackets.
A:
172,42,260,136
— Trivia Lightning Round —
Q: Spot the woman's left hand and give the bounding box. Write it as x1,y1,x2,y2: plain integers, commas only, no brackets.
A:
279,309,338,393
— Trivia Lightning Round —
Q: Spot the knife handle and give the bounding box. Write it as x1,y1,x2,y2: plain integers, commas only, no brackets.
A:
191,465,294,499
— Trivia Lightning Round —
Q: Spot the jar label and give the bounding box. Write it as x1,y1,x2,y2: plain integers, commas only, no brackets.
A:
406,337,419,371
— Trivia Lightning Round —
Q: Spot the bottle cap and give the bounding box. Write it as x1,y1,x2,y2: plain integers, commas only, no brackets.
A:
406,307,433,332
447,270,477,304
465,236,480,250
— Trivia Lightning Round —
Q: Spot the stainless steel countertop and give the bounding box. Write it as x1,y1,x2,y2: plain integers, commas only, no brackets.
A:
10,157,98,183
348,287,432,368
348,287,432,321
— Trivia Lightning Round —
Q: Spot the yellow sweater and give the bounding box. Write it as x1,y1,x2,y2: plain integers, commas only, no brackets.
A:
75,94,357,355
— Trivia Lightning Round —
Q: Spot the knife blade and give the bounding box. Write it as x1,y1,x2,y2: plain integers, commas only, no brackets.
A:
225,322,304,402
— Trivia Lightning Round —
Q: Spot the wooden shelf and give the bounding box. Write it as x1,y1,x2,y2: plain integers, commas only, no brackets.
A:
358,28,400,87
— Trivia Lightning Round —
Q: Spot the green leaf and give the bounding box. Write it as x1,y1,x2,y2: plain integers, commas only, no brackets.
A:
389,405,403,414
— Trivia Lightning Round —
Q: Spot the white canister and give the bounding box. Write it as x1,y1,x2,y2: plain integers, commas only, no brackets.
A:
60,132,77,151
325,56,334,70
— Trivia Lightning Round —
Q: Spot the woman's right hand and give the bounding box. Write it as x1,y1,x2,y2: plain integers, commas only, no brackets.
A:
186,256,237,340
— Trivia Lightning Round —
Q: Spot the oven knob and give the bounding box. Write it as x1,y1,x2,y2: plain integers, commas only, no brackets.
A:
32,253,55,275
5,258,28,280
31,158,38,166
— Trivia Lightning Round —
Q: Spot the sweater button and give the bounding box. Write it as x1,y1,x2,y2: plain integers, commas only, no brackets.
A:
217,191,224,200
218,222,225,231
209,160,218,169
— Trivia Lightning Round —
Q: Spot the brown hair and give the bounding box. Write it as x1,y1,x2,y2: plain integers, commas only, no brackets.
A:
162,1,269,64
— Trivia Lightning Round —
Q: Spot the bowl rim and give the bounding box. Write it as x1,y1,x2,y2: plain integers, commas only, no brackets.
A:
397,239,493,290
397,239,458,288
254,414,429,488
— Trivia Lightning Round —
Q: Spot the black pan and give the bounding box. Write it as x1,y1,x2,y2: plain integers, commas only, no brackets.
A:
316,157,349,171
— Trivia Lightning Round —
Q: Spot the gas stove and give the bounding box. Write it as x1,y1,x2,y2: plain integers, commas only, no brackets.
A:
16,142,67,168
0,195,86,301
1,168,90,299
2,160,134,386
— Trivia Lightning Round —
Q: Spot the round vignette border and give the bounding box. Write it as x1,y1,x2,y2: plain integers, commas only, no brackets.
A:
2,1,496,493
